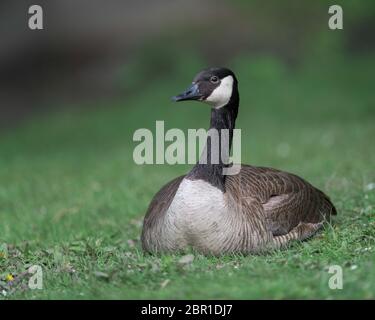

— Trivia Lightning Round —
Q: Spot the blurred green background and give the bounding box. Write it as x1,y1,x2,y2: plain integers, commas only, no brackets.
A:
0,0,374,299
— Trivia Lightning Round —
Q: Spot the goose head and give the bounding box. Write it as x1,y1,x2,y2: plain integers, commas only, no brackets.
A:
172,67,238,109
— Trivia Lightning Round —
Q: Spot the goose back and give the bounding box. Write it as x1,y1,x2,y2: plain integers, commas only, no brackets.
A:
141,165,336,254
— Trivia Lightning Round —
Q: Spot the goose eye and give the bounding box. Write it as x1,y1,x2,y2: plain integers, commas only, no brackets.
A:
210,76,219,84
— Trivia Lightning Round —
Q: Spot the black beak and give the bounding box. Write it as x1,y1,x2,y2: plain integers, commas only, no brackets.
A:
172,83,202,102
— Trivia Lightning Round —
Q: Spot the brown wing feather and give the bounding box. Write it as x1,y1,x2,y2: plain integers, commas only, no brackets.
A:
225,165,336,236
142,165,336,243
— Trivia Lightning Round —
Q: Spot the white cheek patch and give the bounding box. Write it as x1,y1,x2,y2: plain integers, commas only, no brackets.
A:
205,75,234,109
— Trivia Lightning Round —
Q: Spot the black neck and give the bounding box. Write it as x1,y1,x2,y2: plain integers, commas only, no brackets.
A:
186,91,239,192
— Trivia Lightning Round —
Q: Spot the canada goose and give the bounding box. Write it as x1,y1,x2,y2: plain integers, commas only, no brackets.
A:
141,67,336,255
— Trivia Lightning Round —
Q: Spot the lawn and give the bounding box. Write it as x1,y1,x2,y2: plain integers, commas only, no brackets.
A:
0,55,374,299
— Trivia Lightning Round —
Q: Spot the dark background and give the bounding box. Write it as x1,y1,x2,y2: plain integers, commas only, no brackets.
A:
1,0,374,128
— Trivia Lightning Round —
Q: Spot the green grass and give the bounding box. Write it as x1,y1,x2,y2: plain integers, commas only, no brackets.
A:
0,55,374,299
